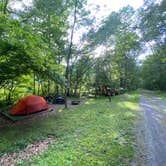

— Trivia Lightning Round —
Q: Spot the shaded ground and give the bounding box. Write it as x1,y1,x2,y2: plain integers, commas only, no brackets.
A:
137,92,166,166
0,104,63,128
0,100,81,128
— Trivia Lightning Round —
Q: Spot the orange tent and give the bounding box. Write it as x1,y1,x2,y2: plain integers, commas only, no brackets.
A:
10,95,49,116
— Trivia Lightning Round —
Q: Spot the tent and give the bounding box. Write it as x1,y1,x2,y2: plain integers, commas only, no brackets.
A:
10,95,48,116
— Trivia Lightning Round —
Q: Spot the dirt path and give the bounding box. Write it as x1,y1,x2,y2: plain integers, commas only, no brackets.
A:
0,137,54,166
137,92,166,166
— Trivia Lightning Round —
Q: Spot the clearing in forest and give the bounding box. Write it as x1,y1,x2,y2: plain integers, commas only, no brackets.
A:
0,92,140,165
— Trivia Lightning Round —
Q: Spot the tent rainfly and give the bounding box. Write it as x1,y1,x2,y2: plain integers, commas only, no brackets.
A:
10,95,48,116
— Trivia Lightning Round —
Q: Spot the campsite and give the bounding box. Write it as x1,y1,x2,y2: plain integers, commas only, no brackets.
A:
0,0,166,165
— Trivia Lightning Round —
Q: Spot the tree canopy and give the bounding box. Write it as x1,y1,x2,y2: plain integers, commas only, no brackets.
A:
0,0,165,105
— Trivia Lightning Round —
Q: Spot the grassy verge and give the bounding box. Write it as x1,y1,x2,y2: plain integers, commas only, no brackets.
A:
0,92,140,165
153,91,166,100
142,89,166,100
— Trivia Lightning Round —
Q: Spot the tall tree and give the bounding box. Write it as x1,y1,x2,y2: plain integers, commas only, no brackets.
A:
64,0,92,107
139,0,166,90
88,6,141,91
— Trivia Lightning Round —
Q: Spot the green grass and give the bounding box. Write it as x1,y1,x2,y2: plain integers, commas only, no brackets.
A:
0,92,140,165
142,89,166,100
153,91,166,100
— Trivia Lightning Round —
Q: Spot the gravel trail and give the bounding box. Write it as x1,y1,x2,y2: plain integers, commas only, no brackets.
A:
138,92,166,166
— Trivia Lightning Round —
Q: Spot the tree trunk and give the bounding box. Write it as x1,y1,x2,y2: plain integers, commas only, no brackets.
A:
37,78,40,96
33,73,36,95
47,79,50,95
124,55,128,89
7,80,14,104
41,81,45,96
74,83,78,97
74,73,79,97
65,0,78,108
55,85,59,94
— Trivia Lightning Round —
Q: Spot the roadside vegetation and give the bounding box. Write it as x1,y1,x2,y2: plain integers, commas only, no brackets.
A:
142,90,166,101
154,91,166,101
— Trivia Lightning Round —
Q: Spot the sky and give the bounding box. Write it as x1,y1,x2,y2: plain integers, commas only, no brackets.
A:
85,0,144,59
88,0,143,9
12,0,144,21
12,0,146,59
12,0,144,10
87,0,143,19
11,0,32,10
12,0,144,31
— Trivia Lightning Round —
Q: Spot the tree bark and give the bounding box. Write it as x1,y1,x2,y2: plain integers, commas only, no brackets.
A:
37,78,40,96
65,0,78,108
47,79,50,95
33,73,36,95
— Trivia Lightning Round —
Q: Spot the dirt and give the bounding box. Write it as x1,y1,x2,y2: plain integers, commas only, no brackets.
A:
0,104,63,128
0,100,82,128
135,92,166,166
0,137,54,166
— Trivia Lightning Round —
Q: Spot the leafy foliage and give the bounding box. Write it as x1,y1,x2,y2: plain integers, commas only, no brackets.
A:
89,6,141,91
140,0,166,90
139,0,166,43
0,14,44,86
142,45,166,90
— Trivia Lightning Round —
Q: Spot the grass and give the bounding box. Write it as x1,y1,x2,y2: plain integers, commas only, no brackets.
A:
142,90,166,121
0,92,140,165
153,91,166,100
142,89,166,100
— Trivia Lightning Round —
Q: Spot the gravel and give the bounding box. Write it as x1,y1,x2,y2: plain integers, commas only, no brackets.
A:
137,92,166,166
